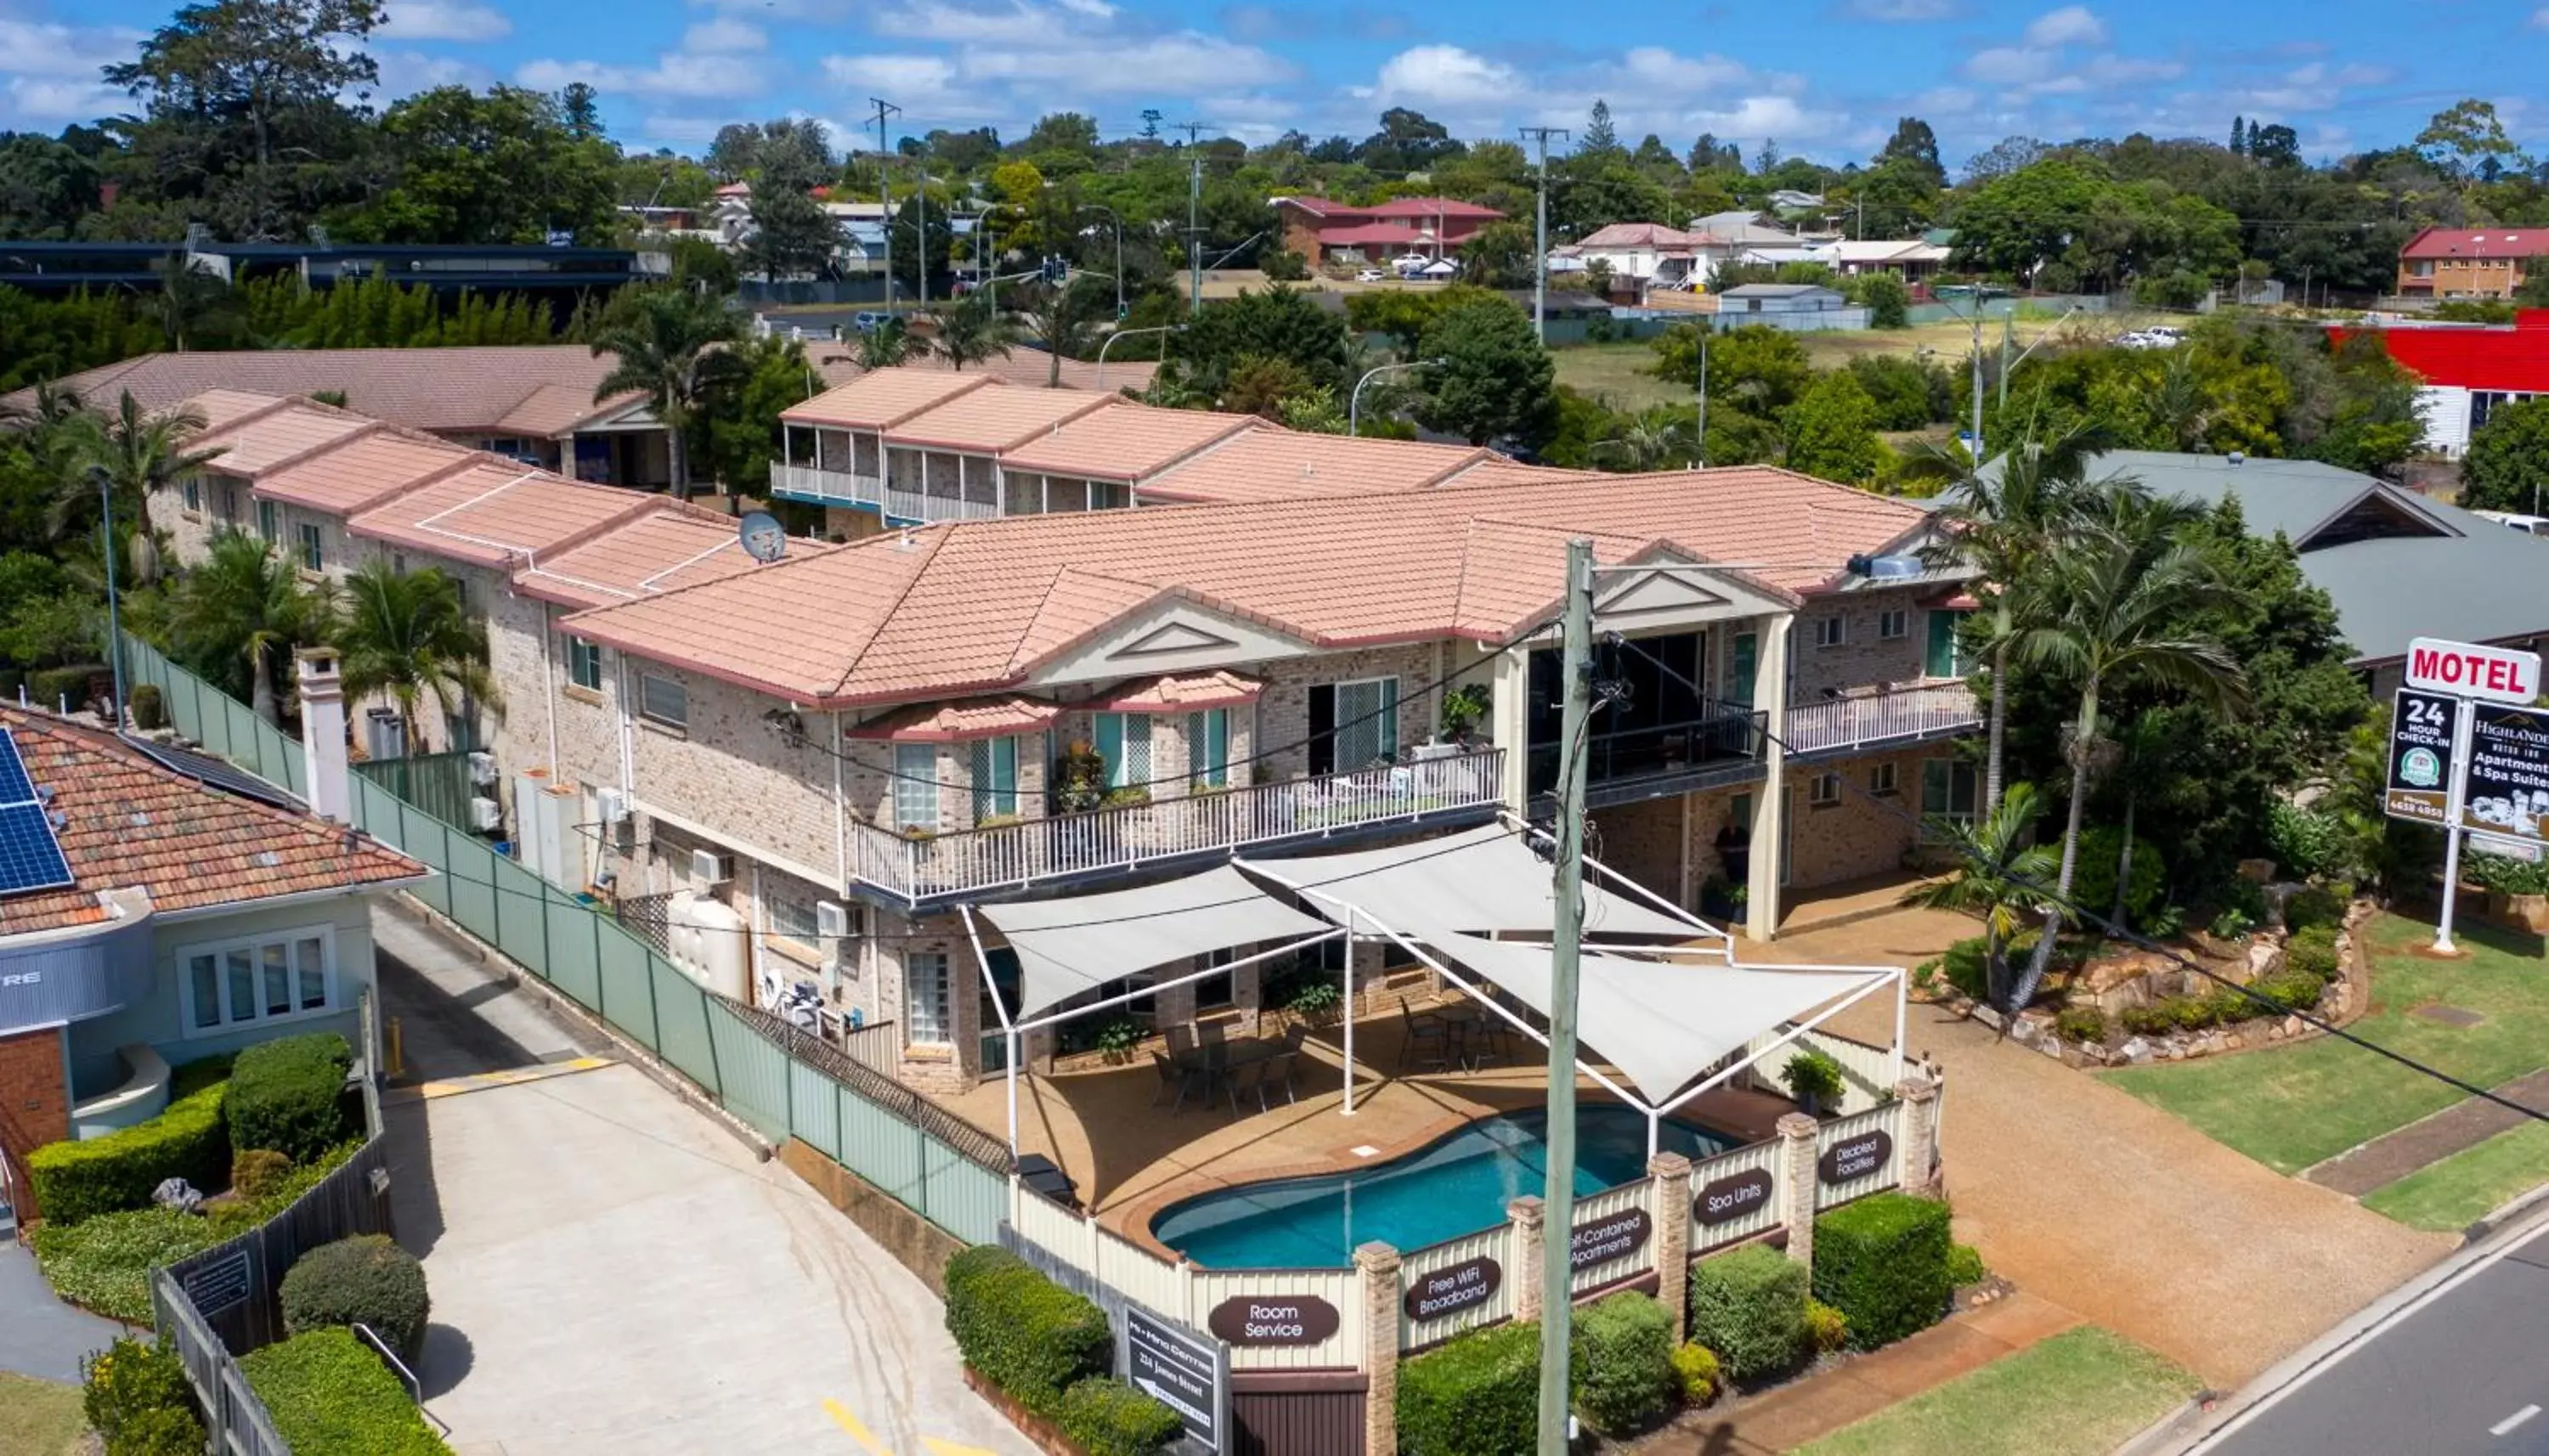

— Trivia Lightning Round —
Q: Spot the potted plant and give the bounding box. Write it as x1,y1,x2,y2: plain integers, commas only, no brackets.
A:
1779,1047,1846,1116
1052,740,1107,815
1088,1013,1147,1064
1439,684,1491,747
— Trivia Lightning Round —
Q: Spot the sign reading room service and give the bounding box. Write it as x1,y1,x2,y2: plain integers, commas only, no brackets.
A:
1207,1294,1340,1347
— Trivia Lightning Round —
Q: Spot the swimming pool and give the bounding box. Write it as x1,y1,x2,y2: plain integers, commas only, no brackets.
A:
1150,1105,1738,1269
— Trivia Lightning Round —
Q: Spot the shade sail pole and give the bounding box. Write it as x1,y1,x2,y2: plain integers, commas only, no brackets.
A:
959,906,1020,1159
1891,967,1906,1085
1646,1107,1660,1160
1341,904,1358,1117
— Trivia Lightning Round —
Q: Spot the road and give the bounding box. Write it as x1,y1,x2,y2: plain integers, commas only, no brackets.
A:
2189,1213,2549,1456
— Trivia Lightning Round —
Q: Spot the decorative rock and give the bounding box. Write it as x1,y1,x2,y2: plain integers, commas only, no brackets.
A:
2039,1036,2064,1059
2244,941,2286,984
2121,1036,2153,1064
1971,1002,2004,1031
2281,1015,2304,1038
152,1177,202,1215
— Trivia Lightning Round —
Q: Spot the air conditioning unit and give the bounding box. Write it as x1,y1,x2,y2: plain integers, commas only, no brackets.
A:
467,796,501,832
596,787,631,826
365,707,407,762
467,751,498,786
690,849,734,889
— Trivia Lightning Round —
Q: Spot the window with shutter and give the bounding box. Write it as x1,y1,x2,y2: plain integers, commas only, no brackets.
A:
1187,708,1229,788
1331,678,1399,770
970,736,1019,820
1094,713,1151,790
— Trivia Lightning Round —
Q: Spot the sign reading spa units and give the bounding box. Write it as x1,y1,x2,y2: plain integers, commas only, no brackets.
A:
2406,638,2542,706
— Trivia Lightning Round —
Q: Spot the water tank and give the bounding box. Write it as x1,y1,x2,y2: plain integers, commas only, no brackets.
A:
1861,554,1925,581
666,889,749,1002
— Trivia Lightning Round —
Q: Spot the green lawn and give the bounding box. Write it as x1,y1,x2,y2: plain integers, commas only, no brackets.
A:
2361,1120,2549,1232
1551,341,1688,412
0,1373,88,1456
2104,912,2549,1174
1797,1326,2199,1456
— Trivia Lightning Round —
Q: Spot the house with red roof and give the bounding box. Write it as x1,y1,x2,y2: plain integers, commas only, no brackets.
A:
0,682,427,1223
2396,228,2549,300
1273,196,1504,268
2331,309,2549,456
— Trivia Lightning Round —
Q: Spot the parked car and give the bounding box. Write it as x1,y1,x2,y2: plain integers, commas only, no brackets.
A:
850,310,892,332
2117,326,2185,350
1355,268,1388,284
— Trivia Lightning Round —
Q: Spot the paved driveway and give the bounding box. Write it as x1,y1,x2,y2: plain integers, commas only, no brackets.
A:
1761,914,2455,1387
0,1240,121,1384
391,1064,1031,1456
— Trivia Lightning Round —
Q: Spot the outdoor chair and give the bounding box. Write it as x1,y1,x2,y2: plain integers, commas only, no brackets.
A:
1400,998,1453,1074
1151,1050,1209,1114
1260,1051,1301,1106
1224,1057,1269,1117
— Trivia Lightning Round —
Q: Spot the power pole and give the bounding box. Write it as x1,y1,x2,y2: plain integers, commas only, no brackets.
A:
1519,127,1568,344
870,98,901,307
1537,537,1594,1456
1178,121,1206,314
1695,326,1710,468
1969,305,1984,464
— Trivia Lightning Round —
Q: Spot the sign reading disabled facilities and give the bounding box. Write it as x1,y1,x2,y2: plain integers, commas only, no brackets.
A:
2385,688,2462,827
2407,638,2542,705
2459,703,2549,845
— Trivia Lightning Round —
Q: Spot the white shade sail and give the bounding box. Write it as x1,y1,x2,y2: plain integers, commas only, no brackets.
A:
974,865,1337,1022
1243,825,1706,942
1428,932,1888,1104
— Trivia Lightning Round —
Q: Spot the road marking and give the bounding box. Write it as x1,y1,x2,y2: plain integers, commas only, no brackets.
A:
822,1399,889,1454
920,1440,999,1456
388,1056,617,1102
2493,1404,2540,1436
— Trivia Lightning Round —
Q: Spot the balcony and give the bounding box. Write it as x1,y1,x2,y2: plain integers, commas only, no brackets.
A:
1529,704,1768,810
771,461,881,508
881,485,1002,524
1784,680,1980,758
848,749,1506,906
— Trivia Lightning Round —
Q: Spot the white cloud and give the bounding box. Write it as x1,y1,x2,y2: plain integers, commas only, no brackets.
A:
1963,47,2053,86
1616,48,1751,94
1834,0,1960,17
2021,5,2107,48
0,17,144,79
516,52,765,99
377,0,511,42
821,53,960,96
1917,86,1980,115
2218,60,2391,115
5,76,124,123
1367,45,1522,109
965,33,1292,93
682,17,766,53
1683,95,1844,143
2534,6,2549,28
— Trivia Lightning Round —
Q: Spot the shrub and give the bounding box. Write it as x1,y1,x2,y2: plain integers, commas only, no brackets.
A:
1686,1244,1808,1383
2267,800,2348,880
1055,1377,1184,1456
2281,885,2344,934
239,1329,452,1456
1778,1048,1846,1110
233,1148,293,1201
2054,1006,2109,1044
282,1234,432,1360
2118,1003,2174,1037
941,1245,1111,1417
83,1336,200,1453
1571,1291,1677,1435
1812,1193,1953,1349
2251,969,2326,1017
107,1405,208,1456
2286,924,2340,982
31,1208,223,1322
2072,827,2166,924
1804,1298,1849,1355
226,1032,354,1165
28,1060,232,1226
1947,1242,1987,1286
1668,1341,1721,1407
30,663,102,711
1397,1321,1537,1456
1938,931,2038,1003
128,682,167,731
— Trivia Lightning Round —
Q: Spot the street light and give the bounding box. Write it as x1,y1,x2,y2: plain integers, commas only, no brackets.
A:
86,465,125,722
1077,204,1125,320
1350,358,1443,437
1095,324,1181,391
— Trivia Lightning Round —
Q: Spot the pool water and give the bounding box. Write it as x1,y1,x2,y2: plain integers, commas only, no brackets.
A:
1150,1105,1737,1269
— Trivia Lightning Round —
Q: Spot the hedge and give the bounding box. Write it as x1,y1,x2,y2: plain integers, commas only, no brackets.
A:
1686,1244,1807,1383
27,1061,232,1226
1055,1376,1184,1456
282,1235,432,1360
82,1335,201,1453
1812,1193,1953,1349
941,1246,1111,1418
1571,1290,1677,1436
1397,1321,1538,1456
239,1329,451,1456
226,1032,354,1164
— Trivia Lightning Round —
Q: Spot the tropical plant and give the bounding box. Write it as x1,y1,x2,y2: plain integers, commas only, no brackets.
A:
74,391,225,552
139,256,242,352
927,291,1020,373
1596,407,1701,472
2008,501,2248,1006
1902,782,2059,1007
172,530,331,725
585,286,749,500
1020,277,1109,387
856,315,916,369
328,562,498,750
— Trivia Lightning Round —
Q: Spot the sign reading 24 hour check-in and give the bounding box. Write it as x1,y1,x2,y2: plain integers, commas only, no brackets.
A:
2385,687,2462,827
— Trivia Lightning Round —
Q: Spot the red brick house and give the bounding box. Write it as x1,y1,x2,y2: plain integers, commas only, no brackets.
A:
1273,196,1505,268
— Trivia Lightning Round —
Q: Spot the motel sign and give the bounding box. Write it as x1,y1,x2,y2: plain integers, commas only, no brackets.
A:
2406,638,2542,707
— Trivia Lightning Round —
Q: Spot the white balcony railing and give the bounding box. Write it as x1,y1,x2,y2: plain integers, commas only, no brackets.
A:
850,749,1506,904
1783,680,1980,756
879,486,1002,524
771,462,881,506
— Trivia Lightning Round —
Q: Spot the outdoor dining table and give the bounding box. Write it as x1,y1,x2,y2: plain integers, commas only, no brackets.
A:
1173,1036,1286,1109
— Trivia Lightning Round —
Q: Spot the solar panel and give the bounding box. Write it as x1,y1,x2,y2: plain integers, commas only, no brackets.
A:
0,731,71,895
119,736,303,811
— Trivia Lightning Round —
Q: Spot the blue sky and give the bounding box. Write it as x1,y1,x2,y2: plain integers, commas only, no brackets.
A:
14,0,2546,173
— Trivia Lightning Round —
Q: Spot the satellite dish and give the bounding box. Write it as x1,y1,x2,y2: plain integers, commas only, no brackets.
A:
738,510,787,563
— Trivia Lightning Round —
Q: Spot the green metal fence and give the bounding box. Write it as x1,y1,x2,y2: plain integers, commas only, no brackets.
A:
123,633,1010,1249
354,750,478,831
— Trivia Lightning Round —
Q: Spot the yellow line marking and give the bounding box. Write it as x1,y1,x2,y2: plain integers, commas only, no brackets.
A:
386,1056,616,1103
920,1440,999,1456
822,1399,890,1454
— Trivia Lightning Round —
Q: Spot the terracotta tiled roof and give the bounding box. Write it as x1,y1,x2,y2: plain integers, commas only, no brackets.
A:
189,400,378,479
1088,671,1264,711
998,406,1261,483
2400,227,2549,261
783,370,998,430
253,428,480,515
347,459,655,569
806,353,1156,395
0,712,425,937
14,346,642,438
183,389,300,433
1136,432,1489,505
886,387,1117,453
845,696,1063,742
495,381,637,437
515,506,830,611
562,466,1930,708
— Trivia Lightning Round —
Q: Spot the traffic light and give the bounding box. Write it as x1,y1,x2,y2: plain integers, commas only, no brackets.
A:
1042,255,1069,285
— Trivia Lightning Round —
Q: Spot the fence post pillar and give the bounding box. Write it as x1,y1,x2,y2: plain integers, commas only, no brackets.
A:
1647,1152,1693,1341
1895,1072,1942,1199
1506,1194,1544,1323
1776,1112,1819,1269
1354,1240,1402,1456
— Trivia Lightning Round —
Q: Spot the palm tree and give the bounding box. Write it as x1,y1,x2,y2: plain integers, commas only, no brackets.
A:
856,316,916,369
331,561,500,751
1902,782,2060,1008
1021,279,1104,387
75,392,226,572
173,531,331,725
587,288,749,501
139,257,242,352
1597,408,1702,472
1920,426,2122,815
927,292,1020,372
2006,509,2248,1007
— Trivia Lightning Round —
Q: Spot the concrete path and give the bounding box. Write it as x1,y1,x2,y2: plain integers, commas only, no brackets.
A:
1756,913,2456,1389
0,1240,122,1383
371,901,599,1084
2303,1064,2549,1197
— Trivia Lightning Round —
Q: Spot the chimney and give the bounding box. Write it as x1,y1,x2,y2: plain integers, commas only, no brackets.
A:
297,647,352,824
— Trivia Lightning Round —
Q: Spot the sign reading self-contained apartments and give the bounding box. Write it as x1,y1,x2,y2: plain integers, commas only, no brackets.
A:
1207,1294,1340,1347
2384,688,2462,827
2459,703,2549,845
1402,1256,1502,1323
1693,1166,1777,1227
1818,1129,1894,1186
1122,1305,1222,1450
1568,1207,1653,1273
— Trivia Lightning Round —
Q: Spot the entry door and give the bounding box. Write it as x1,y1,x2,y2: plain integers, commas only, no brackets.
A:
1924,610,1966,679
1727,632,1758,708
980,947,1021,1073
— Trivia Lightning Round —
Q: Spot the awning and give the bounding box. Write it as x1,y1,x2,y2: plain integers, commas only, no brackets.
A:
1243,825,1705,942
847,696,1062,742
1429,932,1887,1103
1088,671,1263,712
973,865,1337,1022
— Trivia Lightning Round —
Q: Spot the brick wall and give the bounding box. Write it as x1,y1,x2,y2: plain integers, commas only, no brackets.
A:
1787,747,1929,889
1257,644,1440,781
627,660,839,877
0,1026,67,1221
1789,589,1935,702
1590,796,1684,904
